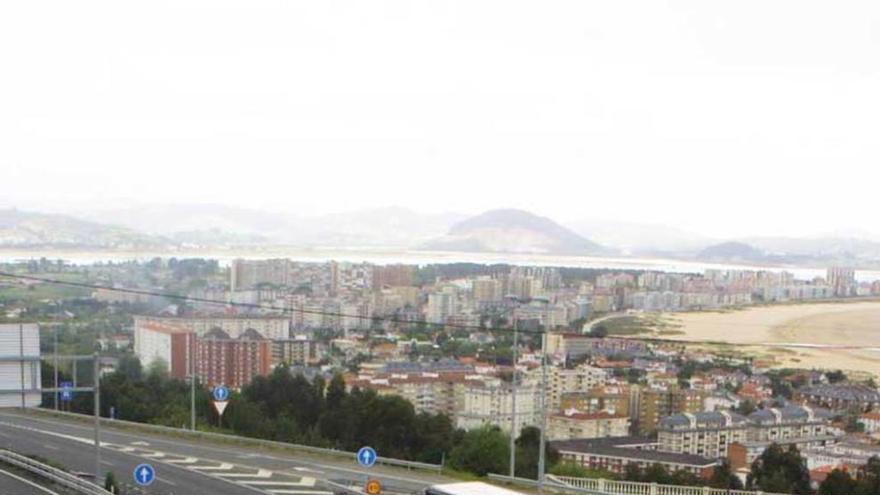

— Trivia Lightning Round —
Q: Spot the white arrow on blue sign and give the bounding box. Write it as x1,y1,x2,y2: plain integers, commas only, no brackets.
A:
357,446,377,468
133,463,156,486
212,385,230,402
60,381,73,402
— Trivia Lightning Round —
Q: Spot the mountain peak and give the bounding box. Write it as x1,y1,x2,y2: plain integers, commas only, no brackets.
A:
423,209,607,255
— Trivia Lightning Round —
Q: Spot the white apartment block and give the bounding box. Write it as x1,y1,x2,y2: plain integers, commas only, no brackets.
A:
426,288,457,324
456,381,543,433
549,410,630,441
548,365,609,410
0,324,42,408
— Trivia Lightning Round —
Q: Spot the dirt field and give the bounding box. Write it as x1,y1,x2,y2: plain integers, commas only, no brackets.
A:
657,301,880,377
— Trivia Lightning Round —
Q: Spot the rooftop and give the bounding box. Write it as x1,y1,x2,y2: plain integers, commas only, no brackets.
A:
552,438,717,467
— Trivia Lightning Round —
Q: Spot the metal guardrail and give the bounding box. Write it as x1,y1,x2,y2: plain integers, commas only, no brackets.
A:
547,475,787,495
0,448,113,495
31,409,444,474
488,474,789,495
488,473,608,495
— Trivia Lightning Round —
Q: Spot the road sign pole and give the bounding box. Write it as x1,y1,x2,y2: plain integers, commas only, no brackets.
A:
54,326,59,411
190,339,196,431
94,352,101,485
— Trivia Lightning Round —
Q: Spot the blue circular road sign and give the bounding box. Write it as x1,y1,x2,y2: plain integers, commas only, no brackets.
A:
357,446,378,468
212,385,230,402
133,463,156,486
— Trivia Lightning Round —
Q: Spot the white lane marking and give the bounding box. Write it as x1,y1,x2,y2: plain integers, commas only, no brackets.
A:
131,441,150,446
165,457,199,464
243,477,316,487
101,460,116,467
266,491,333,495
141,451,166,458
44,444,60,451
0,412,440,489
293,466,324,474
117,446,136,452
189,463,235,471
0,467,60,495
160,478,178,487
219,469,273,479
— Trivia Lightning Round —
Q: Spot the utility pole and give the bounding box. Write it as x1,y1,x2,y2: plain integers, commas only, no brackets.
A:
508,318,518,478
190,337,196,431
54,325,59,410
537,331,548,492
93,352,101,484
19,323,25,409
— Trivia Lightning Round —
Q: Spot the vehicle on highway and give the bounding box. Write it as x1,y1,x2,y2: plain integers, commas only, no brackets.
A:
424,482,526,495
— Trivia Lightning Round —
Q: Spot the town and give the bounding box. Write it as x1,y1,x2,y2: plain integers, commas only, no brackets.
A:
2,257,880,494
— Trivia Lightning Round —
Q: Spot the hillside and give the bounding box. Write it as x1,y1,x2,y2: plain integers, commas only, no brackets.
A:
697,241,766,261
0,209,165,249
422,209,608,255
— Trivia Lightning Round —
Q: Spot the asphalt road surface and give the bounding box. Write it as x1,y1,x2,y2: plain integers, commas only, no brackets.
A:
0,467,60,495
0,409,452,495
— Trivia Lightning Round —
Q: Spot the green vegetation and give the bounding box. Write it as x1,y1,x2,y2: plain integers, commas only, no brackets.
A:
746,444,812,495
818,457,880,495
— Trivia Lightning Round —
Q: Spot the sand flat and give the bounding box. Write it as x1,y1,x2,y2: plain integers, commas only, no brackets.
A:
661,301,880,376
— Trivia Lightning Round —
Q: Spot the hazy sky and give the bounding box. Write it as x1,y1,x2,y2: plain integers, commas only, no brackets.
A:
2,1,878,239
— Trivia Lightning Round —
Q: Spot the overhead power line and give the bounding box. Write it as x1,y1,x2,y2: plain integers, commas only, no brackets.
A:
1,270,877,349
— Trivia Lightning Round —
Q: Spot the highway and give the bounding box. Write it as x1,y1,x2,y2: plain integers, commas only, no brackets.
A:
0,409,453,495
0,467,59,495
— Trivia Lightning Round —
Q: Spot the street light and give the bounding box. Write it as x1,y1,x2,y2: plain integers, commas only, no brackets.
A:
509,318,518,478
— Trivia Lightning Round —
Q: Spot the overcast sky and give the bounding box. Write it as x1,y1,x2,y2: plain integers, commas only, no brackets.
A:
1,1,878,239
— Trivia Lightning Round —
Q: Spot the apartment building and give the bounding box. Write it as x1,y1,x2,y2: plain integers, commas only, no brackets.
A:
657,411,749,459
456,380,542,433
657,405,836,469
552,437,718,480
638,387,704,435
794,384,880,412
135,320,272,389
230,258,292,291
547,365,608,410
195,328,272,389
560,385,632,418
273,338,320,366
134,315,290,341
0,323,41,408
549,410,630,441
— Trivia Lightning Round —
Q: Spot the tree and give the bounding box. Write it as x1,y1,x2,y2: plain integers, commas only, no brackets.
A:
819,469,856,495
448,426,509,476
590,324,609,339
710,459,744,490
826,370,847,384
550,462,616,479
735,399,757,416
747,444,812,495
855,456,880,495
514,426,560,479
622,463,643,482
104,472,120,494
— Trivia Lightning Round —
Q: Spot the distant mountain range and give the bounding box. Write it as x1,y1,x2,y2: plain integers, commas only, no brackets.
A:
0,209,163,249
421,209,608,255
4,205,880,268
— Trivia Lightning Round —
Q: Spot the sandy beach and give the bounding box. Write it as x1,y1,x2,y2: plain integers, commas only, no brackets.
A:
659,301,880,377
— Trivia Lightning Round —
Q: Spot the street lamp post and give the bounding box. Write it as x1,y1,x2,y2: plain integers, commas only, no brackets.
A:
508,318,518,478
537,331,549,491
190,337,196,431
93,352,101,484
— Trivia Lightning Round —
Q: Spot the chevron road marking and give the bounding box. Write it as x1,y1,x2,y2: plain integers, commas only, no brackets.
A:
189,462,235,471
218,469,273,478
